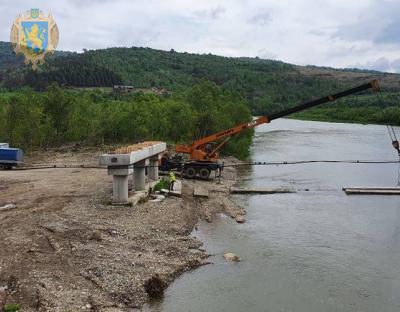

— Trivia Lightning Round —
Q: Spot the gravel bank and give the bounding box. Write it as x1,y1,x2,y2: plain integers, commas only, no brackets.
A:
0,150,244,311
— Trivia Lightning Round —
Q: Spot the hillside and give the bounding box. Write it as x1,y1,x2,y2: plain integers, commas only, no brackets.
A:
0,41,399,123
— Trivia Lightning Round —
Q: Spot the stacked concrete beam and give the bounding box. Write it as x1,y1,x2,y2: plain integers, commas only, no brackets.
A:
99,142,166,204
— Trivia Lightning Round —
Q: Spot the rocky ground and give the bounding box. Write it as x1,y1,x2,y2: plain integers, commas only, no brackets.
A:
0,148,244,311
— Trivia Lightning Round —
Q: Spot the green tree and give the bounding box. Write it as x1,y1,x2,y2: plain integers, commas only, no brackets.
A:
42,83,74,145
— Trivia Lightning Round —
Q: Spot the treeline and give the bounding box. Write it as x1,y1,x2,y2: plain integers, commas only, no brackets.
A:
0,81,253,159
1,42,379,116
4,55,124,89
1,42,399,128
294,92,400,125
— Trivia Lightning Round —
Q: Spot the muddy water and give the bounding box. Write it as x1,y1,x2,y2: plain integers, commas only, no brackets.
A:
146,119,400,312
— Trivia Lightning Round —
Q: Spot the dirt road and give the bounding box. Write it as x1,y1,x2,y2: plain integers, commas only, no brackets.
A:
0,148,243,311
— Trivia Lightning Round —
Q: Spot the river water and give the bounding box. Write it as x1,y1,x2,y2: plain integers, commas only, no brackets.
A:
146,119,400,312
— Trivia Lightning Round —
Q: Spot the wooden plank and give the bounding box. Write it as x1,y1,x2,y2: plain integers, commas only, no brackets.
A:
160,181,182,197
0,204,17,212
343,187,400,195
343,187,400,191
230,187,296,194
193,187,209,198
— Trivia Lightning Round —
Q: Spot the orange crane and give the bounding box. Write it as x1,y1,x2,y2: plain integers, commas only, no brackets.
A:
161,80,380,179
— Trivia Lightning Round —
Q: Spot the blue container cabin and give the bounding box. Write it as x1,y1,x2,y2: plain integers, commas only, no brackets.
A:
0,146,24,169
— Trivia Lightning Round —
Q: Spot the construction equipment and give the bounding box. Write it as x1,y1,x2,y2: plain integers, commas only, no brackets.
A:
0,143,24,170
162,80,380,179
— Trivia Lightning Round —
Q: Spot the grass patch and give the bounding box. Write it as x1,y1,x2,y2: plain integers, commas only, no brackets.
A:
154,179,170,192
4,303,21,312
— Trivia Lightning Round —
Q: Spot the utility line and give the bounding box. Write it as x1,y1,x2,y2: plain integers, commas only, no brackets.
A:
386,124,400,185
222,160,400,167
6,159,400,171
387,125,398,142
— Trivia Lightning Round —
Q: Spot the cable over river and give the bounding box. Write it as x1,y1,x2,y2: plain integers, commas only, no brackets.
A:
145,119,400,312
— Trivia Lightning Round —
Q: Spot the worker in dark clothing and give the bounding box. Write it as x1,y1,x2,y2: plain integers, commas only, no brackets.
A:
393,140,400,155
169,171,176,191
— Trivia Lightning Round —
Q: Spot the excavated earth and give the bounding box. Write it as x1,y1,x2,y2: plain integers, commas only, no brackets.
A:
0,148,244,311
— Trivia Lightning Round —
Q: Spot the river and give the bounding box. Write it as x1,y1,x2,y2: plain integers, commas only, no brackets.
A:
145,119,400,312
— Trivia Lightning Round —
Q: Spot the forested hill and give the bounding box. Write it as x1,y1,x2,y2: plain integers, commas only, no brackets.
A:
1,41,400,121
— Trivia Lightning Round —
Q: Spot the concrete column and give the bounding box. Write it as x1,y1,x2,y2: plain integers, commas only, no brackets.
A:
148,155,160,181
113,175,129,203
134,159,148,191
107,166,133,204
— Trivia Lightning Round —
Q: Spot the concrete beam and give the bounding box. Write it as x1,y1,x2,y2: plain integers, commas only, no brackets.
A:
99,142,166,167
107,166,133,176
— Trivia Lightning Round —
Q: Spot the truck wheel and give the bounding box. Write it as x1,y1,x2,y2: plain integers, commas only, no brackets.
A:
199,168,211,180
184,167,196,179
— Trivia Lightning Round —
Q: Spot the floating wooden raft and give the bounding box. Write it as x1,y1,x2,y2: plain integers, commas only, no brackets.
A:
230,187,296,194
343,187,400,195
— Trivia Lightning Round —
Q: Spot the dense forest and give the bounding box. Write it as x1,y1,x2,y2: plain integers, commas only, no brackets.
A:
1,41,399,116
0,81,253,158
0,41,399,157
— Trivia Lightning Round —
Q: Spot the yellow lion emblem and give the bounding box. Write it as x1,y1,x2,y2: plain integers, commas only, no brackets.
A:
21,24,46,51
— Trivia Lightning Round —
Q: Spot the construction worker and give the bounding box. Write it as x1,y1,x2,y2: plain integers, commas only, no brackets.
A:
393,140,400,155
169,171,176,191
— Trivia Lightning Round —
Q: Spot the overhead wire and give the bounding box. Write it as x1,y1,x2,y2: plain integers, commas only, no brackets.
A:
386,124,400,185
223,160,399,167
387,125,398,142
374,89,399,185
5,159,399,171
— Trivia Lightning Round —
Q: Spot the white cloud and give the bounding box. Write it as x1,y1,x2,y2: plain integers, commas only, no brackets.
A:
0,0,399,72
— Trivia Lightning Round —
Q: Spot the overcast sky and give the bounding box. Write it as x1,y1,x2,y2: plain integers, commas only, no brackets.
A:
1,0,399,72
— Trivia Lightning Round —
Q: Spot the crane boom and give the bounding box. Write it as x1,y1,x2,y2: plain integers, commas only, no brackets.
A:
176,80,379,163
176,116,269,153
269,80,379,120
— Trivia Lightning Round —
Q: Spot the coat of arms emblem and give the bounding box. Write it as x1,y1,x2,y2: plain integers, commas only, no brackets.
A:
10,9,59,70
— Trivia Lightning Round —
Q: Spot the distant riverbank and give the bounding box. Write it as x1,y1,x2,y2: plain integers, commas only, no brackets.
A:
291,93,400,126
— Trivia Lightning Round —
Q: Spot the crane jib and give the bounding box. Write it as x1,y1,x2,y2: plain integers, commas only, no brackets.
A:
215,128,236,138
268,81,377,121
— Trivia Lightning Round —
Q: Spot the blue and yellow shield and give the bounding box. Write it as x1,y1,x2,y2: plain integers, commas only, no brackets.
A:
10,9,59,70
20,21,49,53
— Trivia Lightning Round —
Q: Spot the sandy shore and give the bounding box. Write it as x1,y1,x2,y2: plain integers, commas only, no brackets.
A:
0,148,244,311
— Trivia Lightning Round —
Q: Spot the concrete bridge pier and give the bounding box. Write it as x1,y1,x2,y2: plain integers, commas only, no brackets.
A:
108,166,133,204
134,159,148,191
99,142,166,205
113,175,129,203
148,155,160,181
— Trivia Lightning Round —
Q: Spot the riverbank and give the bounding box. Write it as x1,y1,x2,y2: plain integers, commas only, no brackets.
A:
0,148,244,311
292,104,400,127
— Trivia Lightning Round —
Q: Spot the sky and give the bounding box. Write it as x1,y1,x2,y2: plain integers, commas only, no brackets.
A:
1,0,400,72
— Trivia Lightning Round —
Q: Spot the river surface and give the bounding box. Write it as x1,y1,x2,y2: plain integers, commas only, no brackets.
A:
145,119,400,312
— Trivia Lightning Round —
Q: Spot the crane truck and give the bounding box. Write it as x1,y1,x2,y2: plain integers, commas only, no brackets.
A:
160,80,380,179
